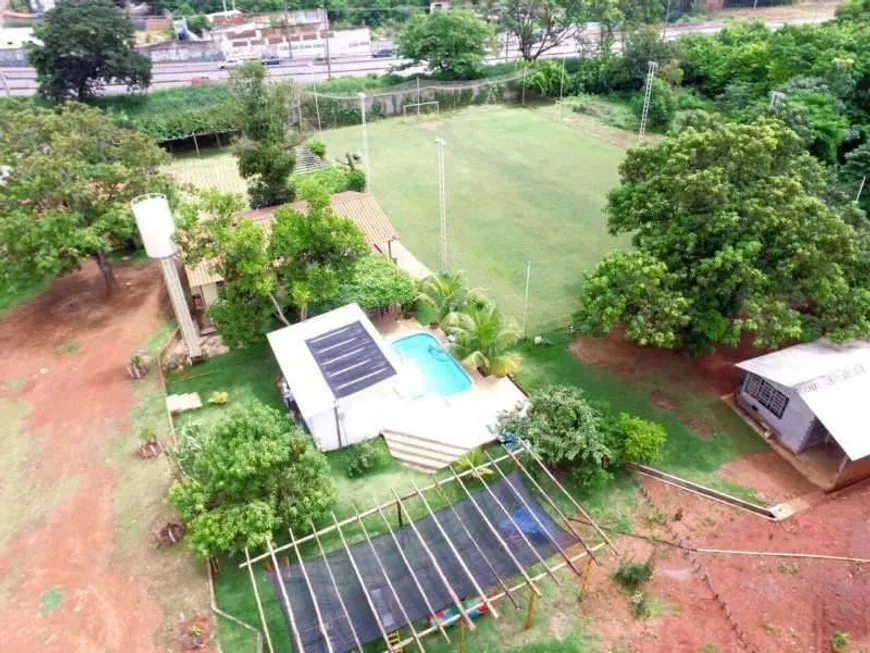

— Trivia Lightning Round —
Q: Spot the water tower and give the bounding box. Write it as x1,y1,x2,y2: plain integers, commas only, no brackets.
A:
130,194,203,360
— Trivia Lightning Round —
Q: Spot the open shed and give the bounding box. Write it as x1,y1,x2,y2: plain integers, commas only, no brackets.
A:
735,339,870,489
267,303,404,451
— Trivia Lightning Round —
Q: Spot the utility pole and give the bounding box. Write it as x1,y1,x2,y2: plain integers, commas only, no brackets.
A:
282,4,294,60
662,0,672,39
521,260,531,339
359,93,371,189
638,60,658,141
322,5,332,80
436,138,448,273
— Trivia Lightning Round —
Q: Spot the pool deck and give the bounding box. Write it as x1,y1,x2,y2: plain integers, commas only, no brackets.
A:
372,317,528,470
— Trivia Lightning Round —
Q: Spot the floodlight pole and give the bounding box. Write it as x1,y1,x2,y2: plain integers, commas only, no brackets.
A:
638,60,658,141
312,80,323,135
359,92,372,190
417,77,421,116
521,260,531,339
436,137,448,272
558,53,567,116
857,175,867,203
321,5,332,80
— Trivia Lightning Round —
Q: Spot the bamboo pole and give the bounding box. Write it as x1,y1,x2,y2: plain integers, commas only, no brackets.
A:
310,521,365,653
241,451,515,568
216,555,264,653
523,592,537,630
244,548,276,653
331,512,396,652
464,458,560,584
385,543,607,652
266,539,305,653
691,549,870,563
431,479,520,609
521,443,619,555
503,446,600,564
374,503,451,645
448,466,541,597
483,450,584,578
351,502,425,652
288,526,334,653
391,489,476,630
410,480,500,619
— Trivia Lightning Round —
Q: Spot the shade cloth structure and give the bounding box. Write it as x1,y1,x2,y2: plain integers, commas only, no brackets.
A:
268,472,577,653
267,304,404,451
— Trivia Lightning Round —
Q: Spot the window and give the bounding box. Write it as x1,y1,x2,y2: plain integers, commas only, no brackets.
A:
744,373,790,419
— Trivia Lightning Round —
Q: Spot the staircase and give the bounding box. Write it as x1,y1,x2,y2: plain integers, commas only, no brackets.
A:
382,430,471,472
293,146,326,175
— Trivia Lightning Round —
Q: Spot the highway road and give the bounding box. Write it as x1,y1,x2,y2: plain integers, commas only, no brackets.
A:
0,13,834,96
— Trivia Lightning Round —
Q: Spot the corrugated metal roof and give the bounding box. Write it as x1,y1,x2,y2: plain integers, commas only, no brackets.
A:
184,192,397,289
737,340,870,460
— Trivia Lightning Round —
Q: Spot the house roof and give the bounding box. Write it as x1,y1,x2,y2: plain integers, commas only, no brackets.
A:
737,340,870,461
184,191,399,290
267,303,402,417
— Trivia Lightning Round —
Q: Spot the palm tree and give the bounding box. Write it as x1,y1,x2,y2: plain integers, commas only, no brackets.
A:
445,302,522,377
416,271,480,327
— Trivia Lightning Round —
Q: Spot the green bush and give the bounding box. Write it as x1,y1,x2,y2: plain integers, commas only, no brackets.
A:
630,591,654,619
616,413,667,464
345,168,366,192
613,557,655,591
346,440,388,478
830,631,849,653
307,139,326,158
631,78,677,132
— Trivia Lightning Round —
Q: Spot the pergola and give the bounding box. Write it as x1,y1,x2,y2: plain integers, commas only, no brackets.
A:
239,443,619,653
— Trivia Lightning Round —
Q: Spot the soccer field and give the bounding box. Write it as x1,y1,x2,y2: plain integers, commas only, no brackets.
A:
168,105,629,331
324,105,629,330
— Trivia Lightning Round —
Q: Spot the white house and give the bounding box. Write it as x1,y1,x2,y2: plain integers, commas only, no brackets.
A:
736,339,870,489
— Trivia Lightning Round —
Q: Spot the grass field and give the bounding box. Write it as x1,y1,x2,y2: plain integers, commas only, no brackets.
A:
166,104,629,331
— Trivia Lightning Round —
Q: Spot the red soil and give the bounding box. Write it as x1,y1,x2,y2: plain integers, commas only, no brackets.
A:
0,262,170,653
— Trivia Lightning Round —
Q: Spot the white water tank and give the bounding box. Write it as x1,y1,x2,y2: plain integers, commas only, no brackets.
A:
130,193,178,259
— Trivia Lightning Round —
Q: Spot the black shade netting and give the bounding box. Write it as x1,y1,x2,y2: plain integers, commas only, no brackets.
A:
267,471,577,652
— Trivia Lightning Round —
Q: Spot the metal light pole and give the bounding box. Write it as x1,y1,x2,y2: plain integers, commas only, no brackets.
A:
638,60,658,141
417,77,421,116
436,137,448,273
358,93,371,189
313,80,323,134
558,53,567,116
857,175,867,203
662,0,672,39
521,260,531,339
321,5,332,80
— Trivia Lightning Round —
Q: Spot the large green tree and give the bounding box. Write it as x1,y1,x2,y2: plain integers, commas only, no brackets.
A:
168,402,336,558
577,119,870,351
229,62,299,208
29,0,151,102
397,10,495,79
0,102,171,293
492,0,588,61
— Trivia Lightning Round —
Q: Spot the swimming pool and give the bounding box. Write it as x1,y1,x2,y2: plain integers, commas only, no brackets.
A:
391,332,472,396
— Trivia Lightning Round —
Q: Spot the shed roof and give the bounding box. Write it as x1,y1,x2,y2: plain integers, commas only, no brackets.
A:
184,192,399,290
267,303,402,418
736,340,870,461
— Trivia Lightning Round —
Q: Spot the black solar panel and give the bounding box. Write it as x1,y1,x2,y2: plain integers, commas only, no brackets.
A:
306,321,397,399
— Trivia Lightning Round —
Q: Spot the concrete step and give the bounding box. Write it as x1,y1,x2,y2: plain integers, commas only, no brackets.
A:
382,429,472,472
382,429,470,459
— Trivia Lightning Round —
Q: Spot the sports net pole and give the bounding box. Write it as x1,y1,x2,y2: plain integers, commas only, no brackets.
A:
358,92,372,190
313,80,322,135
521,260,531,339
436,137,448,272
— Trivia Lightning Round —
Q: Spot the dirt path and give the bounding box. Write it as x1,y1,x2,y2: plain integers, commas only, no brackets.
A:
0,262,209,652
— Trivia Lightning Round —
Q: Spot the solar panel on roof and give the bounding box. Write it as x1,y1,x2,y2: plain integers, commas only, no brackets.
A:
306,321,396,399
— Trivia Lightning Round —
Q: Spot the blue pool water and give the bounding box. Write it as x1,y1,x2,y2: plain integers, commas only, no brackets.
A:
391,332,472,396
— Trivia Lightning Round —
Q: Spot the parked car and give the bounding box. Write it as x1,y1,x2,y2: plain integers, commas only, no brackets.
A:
219,58,242,70
261,56,281,66
372,46,394,58
191,76,211,85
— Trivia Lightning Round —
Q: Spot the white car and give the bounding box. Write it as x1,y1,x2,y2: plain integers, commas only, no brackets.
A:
219,58,249,70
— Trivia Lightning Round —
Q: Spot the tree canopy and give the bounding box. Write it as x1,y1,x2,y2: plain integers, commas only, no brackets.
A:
29,0,151,102
492,0,588,61
168,402,336,558
332,254,416,312
0,102,171,293
397,10,495,79
576,119,870,351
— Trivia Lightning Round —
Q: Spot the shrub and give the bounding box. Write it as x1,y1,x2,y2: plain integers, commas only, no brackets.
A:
307,139,326,158
345,168,366,192
830,632,849,653
332,255,416,312
346,440,388,478
630,591,654,618
454,448,494,480
616,413,667,464
207,391,229,406
613,557,655,591
631,78,677,132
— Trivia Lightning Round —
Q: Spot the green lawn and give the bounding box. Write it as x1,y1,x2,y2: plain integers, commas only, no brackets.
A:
166,104,629,332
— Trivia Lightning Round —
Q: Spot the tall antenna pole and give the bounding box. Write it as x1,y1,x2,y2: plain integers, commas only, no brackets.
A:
359,93,371,190
857,175,867,203
321,5,332,80
436,137,448,273
638,60,658,141
522,260,531,339
313,80,322,135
